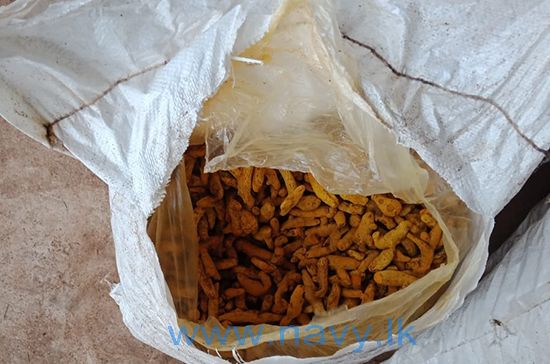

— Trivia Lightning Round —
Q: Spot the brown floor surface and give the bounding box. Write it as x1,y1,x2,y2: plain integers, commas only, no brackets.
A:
0,119,177,363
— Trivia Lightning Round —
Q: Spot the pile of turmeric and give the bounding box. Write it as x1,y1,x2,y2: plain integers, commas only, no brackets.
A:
170,144,446,326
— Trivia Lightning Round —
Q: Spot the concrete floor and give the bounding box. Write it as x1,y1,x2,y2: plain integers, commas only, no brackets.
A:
0,118,177,363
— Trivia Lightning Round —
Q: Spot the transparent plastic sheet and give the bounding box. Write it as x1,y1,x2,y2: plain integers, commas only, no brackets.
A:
148,0,468,359
147,164,199,320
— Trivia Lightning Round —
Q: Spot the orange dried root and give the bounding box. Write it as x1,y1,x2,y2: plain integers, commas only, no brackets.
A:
372,195,402,217
172,145,447,326
341,194,369,206
305,173,339,208
373,270,418,287
297,195,322,211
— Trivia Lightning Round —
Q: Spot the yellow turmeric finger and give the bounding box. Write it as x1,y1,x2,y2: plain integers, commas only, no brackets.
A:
337,228,357,251
350,271,362,290
208,172,224,200
336,268,352,287
197,216,209,240
297,195,322,211
361,281,376,303
283,240,303,255
198,262,217,298
341,288,363,299
252,167,266,193
376,214,397,230
374,270,418,287
341,194,369,206
327,255,360,270
304,233,321,247
357,251,379,273
219,171,237,188
347,249,365,261
199,246,221,280
399,204,413,216
305,246,333,258
338,201,365,215
227,198,243,236
273,272,302,314
420,231,430,242
251,257,277,273
264,169,281,190
406,233,434,274
253,225,273,249
314,257,329,297
375,221,412,249
282,217,320,230
419,208,437,228
334,210,346,227
393,249,411,263
237,271,272,297
280,185,306,216
235,239,273,261
343,298,360,309
215,258,239,270
302,270,325,315
260,200,275,223
354,212,377,247
261,294,274,312
239,209,258,235
372,195,402,217
273,235,288,247
400,238,419,257
327,228,344,251
368,248,394,272
349,214,361,227
429,225,443,249
305,173,339,208
326,283,341,310
280,284,305,326
205,208,216,229
236,167,255,209
270,217,280,235
270,246,285,264
279,170,298,193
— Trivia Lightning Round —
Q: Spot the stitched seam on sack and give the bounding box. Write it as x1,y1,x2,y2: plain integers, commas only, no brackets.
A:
45,59,169,144
342,33,547,156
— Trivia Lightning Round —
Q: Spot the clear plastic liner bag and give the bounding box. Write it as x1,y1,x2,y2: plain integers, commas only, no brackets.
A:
147,1,477,359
